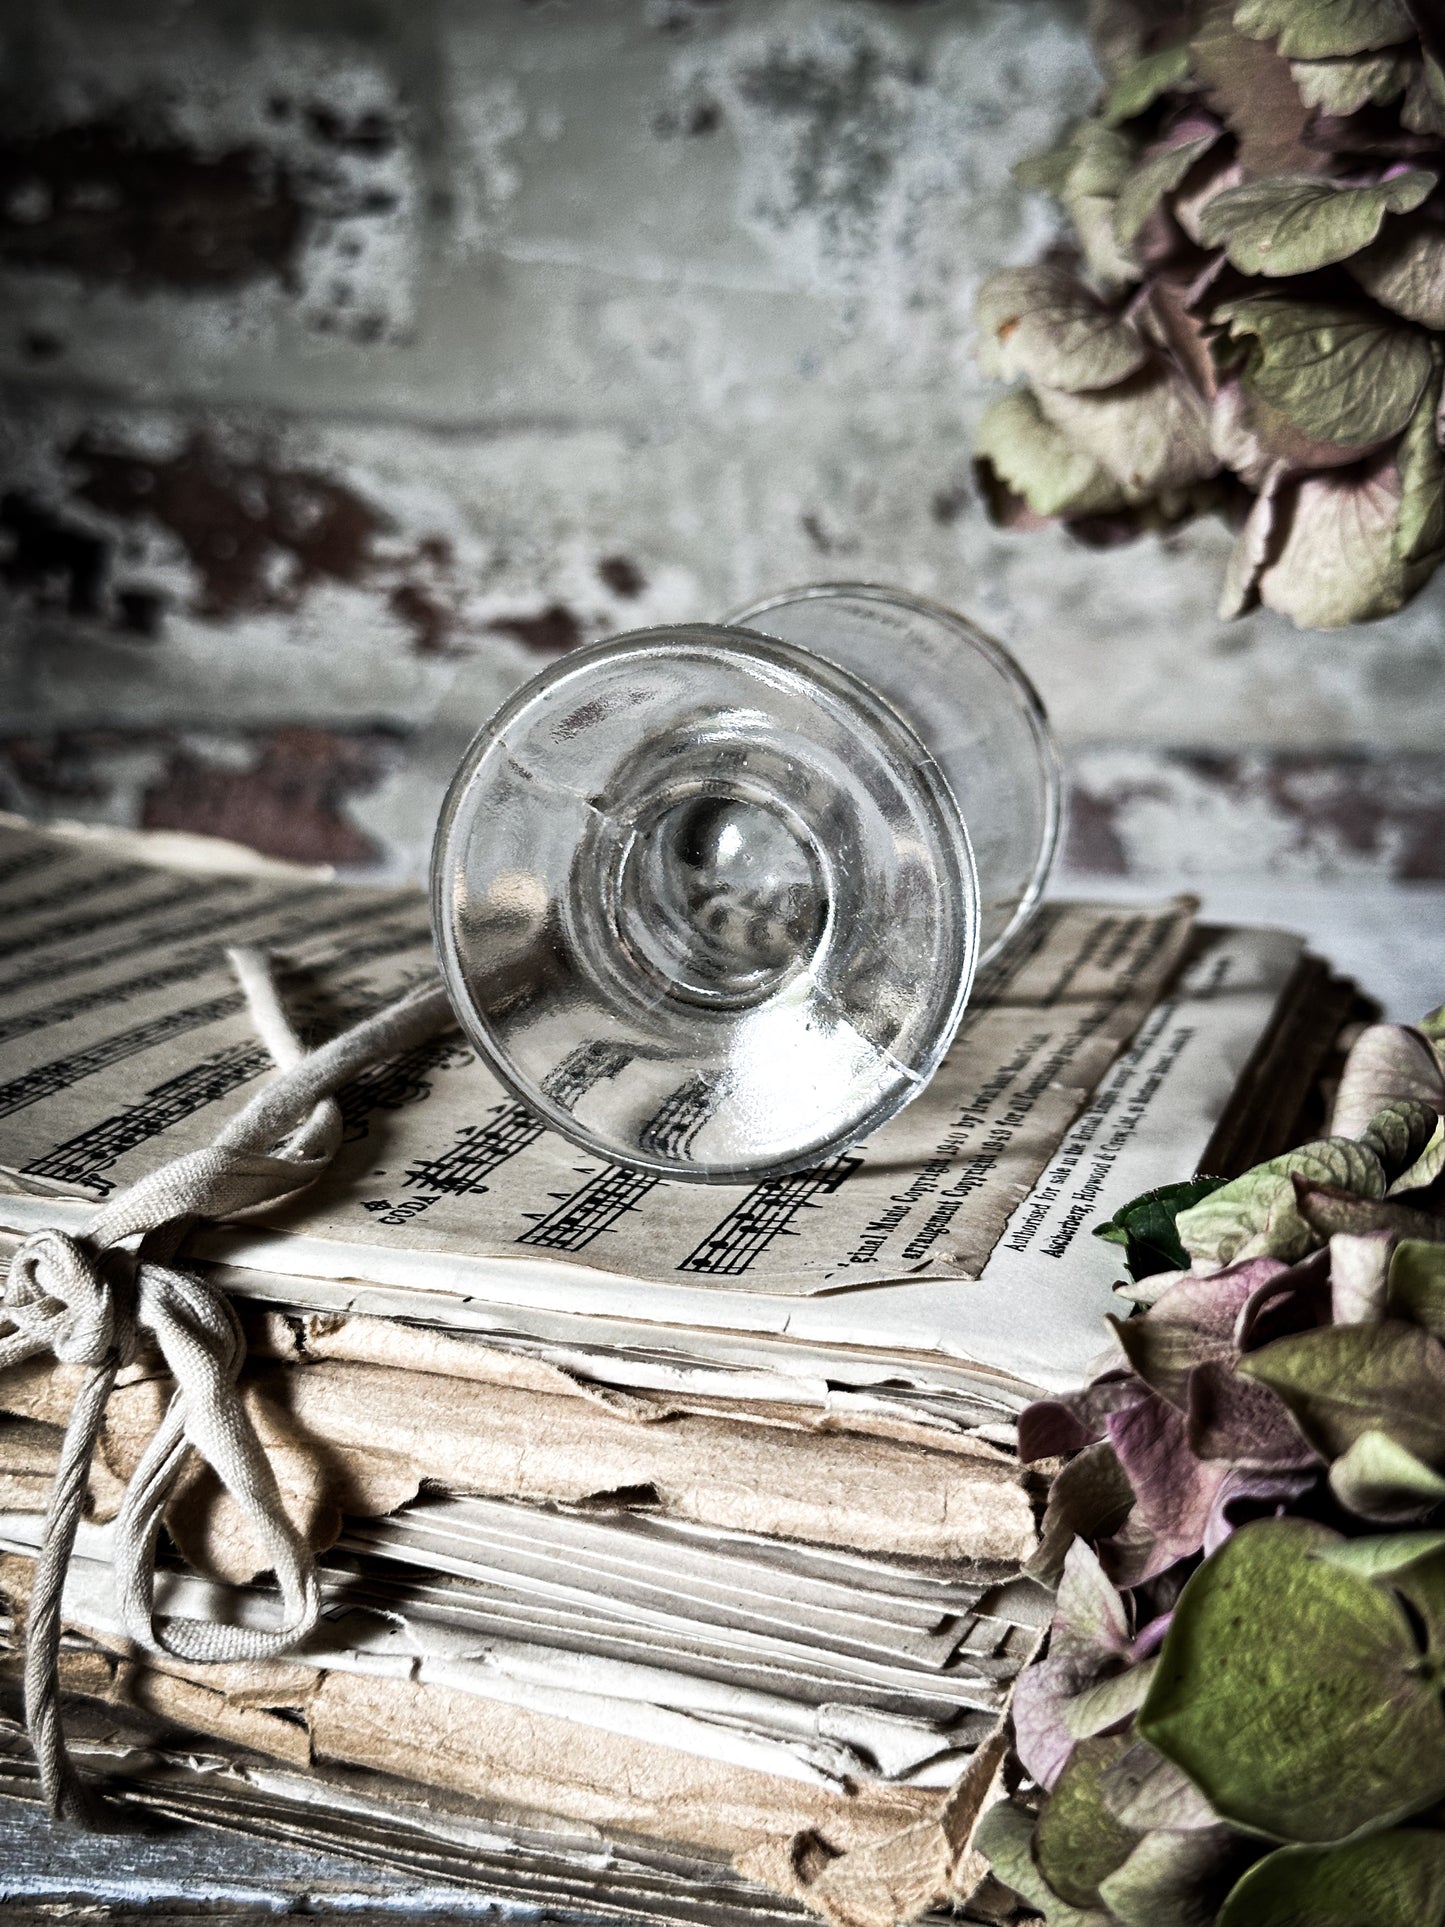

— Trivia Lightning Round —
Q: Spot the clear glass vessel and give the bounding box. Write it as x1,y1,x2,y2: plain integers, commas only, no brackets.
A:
432,583,1059,1183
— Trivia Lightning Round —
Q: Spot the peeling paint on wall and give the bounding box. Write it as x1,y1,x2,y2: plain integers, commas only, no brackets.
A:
0,0,1442,894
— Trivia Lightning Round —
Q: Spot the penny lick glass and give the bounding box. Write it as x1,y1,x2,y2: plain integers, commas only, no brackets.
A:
432,583,1060,1183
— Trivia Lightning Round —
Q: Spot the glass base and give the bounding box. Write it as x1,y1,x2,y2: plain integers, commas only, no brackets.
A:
432,623,980,1181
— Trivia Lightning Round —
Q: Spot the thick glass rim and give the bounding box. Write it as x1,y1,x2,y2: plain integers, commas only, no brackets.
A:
726,580,1063,968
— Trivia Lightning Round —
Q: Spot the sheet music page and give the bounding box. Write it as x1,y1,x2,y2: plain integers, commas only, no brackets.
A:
0,819,1195,1297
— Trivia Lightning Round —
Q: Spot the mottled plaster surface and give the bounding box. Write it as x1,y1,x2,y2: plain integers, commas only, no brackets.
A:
0,0,1442,891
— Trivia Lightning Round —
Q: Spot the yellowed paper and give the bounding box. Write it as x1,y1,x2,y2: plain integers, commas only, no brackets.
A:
0,819,1192,1299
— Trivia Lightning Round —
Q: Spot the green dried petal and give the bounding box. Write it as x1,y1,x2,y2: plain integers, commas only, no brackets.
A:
1289,48,1415,112
1193,3,1322,180
1199,170,1437,278
1035,1732,1142,1908
1098,1739,1223,1834
1104,43,1195,124
1114,132,1219,249
1217,1832,1445,1927
1330,1428,1445,1522
1233,0,1415,60
1238,1319,1445,1465
1258,460,1417,628
976,1800,1113,1925
1396,355,1445,570
1314,1529,1445,1581
1175,1136,1386,1265
1016,134,1080,197
1063,120,1144,287
1390,1120,1445,1196
1214,294,1435,449
1358,1098,1443,1178
974,389,1135,518
1139,1516,1445,1843
1403,50,1445,136
1351,221,1445,330
1389,1240,1445,1338
1064,1658,1160,1740
1036,367,1219,494
1098,1826,1248,1927
976,266,1149,391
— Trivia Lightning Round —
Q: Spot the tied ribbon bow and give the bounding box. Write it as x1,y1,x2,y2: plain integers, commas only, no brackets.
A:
0,946,453,1824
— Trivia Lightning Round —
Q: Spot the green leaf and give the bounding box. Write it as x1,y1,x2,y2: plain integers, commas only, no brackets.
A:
1104,44,1195,125
1233,0,1416,59
1359,1099,1444,1181
1037,368,1219,494
1390,1241,1445,1338
1290,49,1413,112
1350,221,1445,329
1396,357,1445,572
1199,170,1437,277
1138,1516,1445,1842
975,1799,1112,1926
1314,1529,1445,1581
1332,1024,1445,1139
1330,1430,1445,1521
1034,1732,1142,1908
1093,1178,1227,1279
974,389,1134,519
976,266,1149,391
1114,132,1220,250
1098,1825,1249,1927
1175,1137,1386,1266
1214,295,1436,449
1238,1319,1445,1465
1217,1830,1445,1927
1257,457,1422,629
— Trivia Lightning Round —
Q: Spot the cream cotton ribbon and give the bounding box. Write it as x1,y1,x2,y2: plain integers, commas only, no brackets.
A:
0,945,454,1823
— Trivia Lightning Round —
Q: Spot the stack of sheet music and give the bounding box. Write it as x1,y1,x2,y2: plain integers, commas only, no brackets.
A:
0,816,1357,1926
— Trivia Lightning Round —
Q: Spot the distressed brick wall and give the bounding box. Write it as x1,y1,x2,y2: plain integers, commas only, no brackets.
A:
1,0,1443,881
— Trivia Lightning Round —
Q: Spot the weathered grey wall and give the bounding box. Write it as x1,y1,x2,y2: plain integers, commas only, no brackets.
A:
1,0,1443,885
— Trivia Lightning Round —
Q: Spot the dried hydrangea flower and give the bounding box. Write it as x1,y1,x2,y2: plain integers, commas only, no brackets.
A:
974,0,1445,627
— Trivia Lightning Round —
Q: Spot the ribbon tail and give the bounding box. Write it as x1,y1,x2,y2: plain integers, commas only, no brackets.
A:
24,1360,117,1827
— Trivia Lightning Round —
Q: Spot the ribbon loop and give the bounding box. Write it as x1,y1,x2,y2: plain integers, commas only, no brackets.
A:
0,946,454,1821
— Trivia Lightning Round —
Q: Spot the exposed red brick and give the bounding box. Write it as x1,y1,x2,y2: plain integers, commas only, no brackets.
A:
0,120,306,290
389,581,453,654
70,432,389,620
139,728,390,867
598,555,646,598
488,603,584,654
